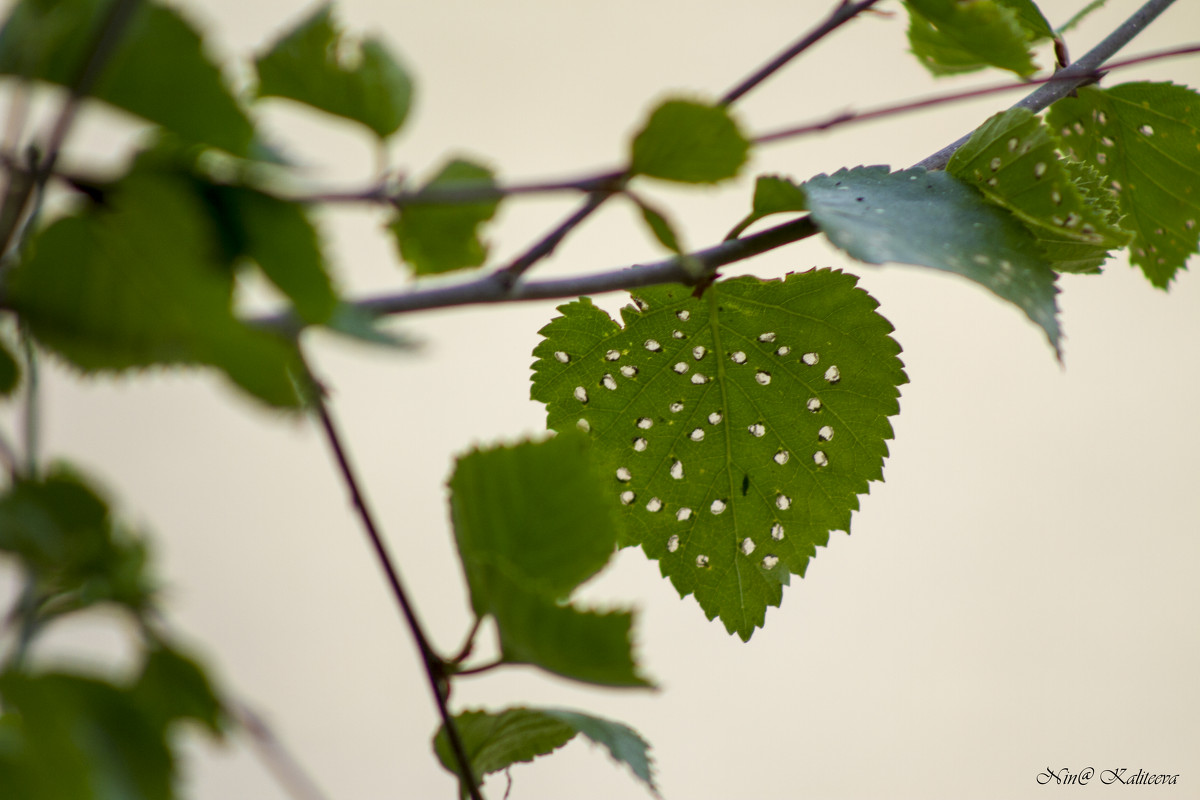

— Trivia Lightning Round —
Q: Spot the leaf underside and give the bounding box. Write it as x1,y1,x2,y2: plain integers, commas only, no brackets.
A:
1048,82,1200,287
800,166,1062,356
532,271,906,640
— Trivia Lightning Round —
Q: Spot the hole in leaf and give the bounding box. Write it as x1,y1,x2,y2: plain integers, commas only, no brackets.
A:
646,497,663,512
644,339,661,352
690,374,708,384
771,523,784,541
689,428,705,442
574,386,589,403
807,398,822,412
1006,137,1018,151
667,534,680,552
802,352,819,366
577,419,590,432
620,491,635,505
636,417,653,429
741,538,756,555
601,374,618,391
748,423,766,437
633,437,648,452
776,494,791,510
755,371,771,385
616,467,632,482
696,555,710,568
669,401,684,413
824,365,841,383
813,451,829,467
621,365,639,378
758,332,776,343
673,362,689,374
634,297,649,311
707,411,722,424
554,351,570,363
1140,124,1154,136
672,330,686,339
670,459,684,480
605,349,620,361
773,450,789,465
989,157,1002,171
818,425,834,441
710,499,727,515
730,351,747,364
761,555,779,570
1033,162,1046,178
692,346,707,360
775,346,790,356
676,507,692,521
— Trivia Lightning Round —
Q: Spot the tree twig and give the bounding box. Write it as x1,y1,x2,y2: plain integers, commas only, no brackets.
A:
307,374,484,800
230,702,334,800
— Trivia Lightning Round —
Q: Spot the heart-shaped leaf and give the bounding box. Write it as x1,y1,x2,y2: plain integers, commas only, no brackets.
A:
532,271,905,640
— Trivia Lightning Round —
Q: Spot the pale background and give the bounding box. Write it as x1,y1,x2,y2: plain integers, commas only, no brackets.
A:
2,0,1198,798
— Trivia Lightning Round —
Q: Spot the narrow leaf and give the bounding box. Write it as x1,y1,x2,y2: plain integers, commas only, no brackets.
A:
0,0,254,155
630,194,683,253
904,0,1040,77
389,159,499,275
947,107,1130,273
434,707,656,798
1048,82,1200,287
800,165,1061,355
255,4,413,139
133,646,225,736
449,433,647,686
9,173,303,407
630,99,749,184
532,272,906,639
322,304,417,349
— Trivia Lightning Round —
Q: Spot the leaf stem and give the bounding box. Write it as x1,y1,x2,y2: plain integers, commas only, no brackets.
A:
308,375,484,800
452,658,505,678
19,327,39,478
231,701,335,800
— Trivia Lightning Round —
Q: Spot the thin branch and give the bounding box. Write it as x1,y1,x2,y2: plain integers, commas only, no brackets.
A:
452,659,505,678
450,617,484,665
0,0,142,258
19,327,38,478
720,0,886,105
308,374,484,800
230,702,334,800
756,43,1200,147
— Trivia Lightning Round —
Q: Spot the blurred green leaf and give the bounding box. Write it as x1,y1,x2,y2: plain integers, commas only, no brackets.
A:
630,194,683,253
0,468,154,613
322,304,417,349
904,0,1040,77
133,646,226,737
207,187,338,324
728,174,810,238
255,3,413,139
630,99,749,184
8,172,303,407
801,166,1061,355
434,707,656,799
947,107,1130,273
389,159,499,275
0,0,254,155
449,433,648,686
0,672,173,800
1049,82,1200,287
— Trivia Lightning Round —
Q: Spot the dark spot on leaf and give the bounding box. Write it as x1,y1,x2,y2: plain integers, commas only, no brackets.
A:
741,474,750,496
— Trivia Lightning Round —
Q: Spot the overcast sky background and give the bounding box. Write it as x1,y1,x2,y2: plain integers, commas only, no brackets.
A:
4,0,1199,798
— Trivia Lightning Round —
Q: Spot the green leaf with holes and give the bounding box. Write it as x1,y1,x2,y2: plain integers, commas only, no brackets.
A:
904,0,1042,77
433,707,656,799
8,173,303,407
389,159,500,275
630,99,750,184
947,107,1131,273
0,0,254,155
801,165,1061,356
531,270,905,640
449,433,649,687
254,3,413,139
1047,82,1200,287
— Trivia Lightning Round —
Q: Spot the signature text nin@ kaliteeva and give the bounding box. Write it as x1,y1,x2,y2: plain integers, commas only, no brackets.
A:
1038,767,1180,786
